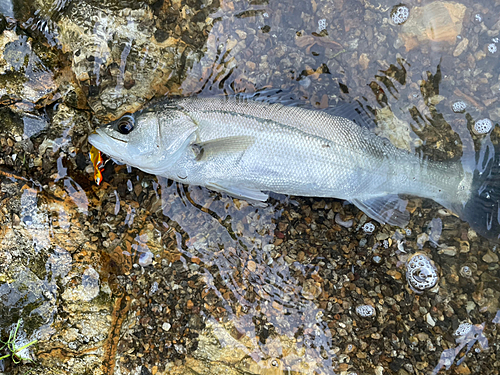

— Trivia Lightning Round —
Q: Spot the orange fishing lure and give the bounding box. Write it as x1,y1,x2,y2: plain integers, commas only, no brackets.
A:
89,145,105,185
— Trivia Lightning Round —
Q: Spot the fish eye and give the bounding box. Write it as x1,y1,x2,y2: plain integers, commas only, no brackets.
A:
117,115,135,134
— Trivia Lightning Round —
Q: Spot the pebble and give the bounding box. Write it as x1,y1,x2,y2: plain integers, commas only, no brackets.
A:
235,30,247,39
453,38,469,56
438,246,457,256
335,213,353,228
426,313,435,327
482,250,499,263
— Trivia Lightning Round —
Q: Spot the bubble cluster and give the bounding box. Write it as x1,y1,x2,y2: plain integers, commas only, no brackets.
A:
473,118,493,135
356,304,376,317
488,43,497,54
318,18,327,32
363,222,375,233
405,253,439,294
460,265,472,278
455,323,472,336
452,101,467,113
391,5,409,25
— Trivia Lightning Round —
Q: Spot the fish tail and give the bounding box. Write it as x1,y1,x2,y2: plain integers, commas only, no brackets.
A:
461,140,500,242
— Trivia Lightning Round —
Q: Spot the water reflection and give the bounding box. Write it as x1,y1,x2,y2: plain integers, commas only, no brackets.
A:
157,179,334,372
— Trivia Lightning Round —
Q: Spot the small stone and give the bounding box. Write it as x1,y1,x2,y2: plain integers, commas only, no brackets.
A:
246,61,256,70
482,250,498,263
376,232,389,241
426,313,435,327
335,213,353,228
453,38,469,56
247,260,257,272
359,53,369,70
162,322,171,331
235,30,247,39
417,233,429,247
438,246,457,256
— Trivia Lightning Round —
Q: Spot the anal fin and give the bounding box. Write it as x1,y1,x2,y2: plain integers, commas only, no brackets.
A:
206,182,268,206
351,195,410,227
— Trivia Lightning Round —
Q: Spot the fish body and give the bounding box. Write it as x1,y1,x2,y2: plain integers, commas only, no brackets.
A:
88,95,499,239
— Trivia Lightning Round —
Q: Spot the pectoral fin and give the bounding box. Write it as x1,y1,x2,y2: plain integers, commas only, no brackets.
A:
206,182,268,205
193,136,255,161
351,195,410,227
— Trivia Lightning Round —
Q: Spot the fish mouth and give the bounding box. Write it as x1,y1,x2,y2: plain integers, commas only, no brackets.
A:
88,129,126,161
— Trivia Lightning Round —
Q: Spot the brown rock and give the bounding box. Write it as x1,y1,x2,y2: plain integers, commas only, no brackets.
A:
399,2,466,51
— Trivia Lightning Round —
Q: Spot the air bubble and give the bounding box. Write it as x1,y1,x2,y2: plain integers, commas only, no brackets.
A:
473,118,493,135
488,43,497,54
405,228,412,236
363,222,375,233
318,18,327,32
405,253,439,294
452,101,467,113
391,5,409,25
454,323,472,336
356,304,376,317
459,265,472,278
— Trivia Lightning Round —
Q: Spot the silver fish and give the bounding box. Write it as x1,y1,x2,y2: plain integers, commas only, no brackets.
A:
88,95,500,240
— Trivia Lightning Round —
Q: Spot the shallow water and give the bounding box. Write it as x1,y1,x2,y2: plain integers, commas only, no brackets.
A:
0,0,500,374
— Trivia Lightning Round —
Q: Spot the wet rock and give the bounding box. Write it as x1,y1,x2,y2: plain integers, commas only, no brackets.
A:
55,0,220,120
0,29,58,104
482,250,499,264
398,2,467,51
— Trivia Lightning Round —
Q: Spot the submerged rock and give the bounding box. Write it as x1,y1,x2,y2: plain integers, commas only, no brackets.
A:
398,2,466,51
54,0,220,120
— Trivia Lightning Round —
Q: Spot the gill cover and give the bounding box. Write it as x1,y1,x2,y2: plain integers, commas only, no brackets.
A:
88,109,198,175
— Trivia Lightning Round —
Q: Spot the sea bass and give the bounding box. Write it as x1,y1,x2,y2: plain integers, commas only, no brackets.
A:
88,95,500,241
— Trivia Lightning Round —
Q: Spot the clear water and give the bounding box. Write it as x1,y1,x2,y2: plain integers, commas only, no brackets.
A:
0,0,499,374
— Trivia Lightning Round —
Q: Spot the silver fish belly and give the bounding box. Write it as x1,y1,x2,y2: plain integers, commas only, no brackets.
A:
88,96,473,229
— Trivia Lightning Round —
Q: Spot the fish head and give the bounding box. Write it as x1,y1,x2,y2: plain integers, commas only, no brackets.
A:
88,109,197,174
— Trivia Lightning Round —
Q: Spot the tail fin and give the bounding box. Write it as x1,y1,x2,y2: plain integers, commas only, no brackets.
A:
461,138,500,242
